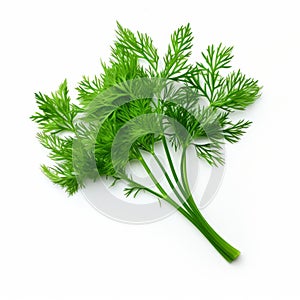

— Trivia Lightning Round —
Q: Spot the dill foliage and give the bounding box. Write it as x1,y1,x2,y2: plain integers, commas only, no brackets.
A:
31,23,261,262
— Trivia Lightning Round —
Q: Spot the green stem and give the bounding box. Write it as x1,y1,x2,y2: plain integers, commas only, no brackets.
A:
161,136,188,198
138,149,240,262
178,206,240,262
137,151,180,210
124,177,164,200
180,146,240,262
151,152,195,216
180,147,201,213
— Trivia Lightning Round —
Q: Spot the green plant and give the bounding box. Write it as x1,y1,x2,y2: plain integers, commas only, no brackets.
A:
31,23,261,262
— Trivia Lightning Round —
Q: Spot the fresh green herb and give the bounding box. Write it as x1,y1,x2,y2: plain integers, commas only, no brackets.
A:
31,23,261,262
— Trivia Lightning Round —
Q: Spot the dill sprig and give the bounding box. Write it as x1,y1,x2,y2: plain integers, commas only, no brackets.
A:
31,22,261,262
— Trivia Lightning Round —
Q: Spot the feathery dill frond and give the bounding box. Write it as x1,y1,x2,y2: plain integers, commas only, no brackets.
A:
31,22,262,262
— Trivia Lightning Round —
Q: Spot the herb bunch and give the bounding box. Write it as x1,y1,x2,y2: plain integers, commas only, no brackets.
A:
31,23,261,262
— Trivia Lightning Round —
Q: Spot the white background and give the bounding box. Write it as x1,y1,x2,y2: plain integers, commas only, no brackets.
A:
1,0,300,299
